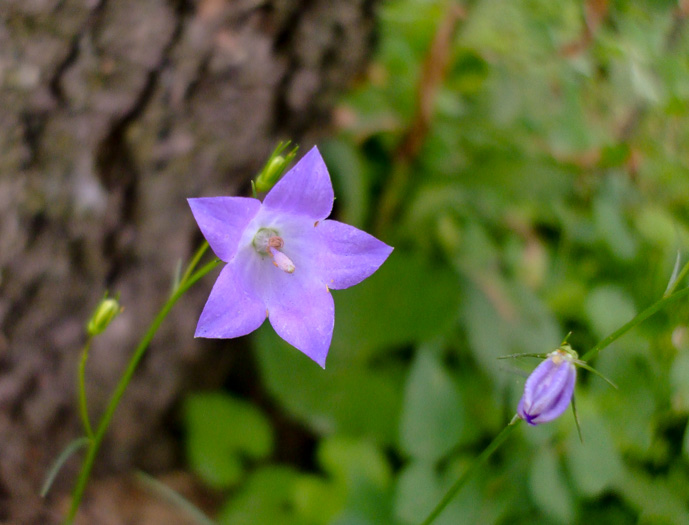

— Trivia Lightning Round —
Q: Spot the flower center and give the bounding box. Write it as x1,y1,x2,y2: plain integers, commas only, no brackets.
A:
252,228,296,274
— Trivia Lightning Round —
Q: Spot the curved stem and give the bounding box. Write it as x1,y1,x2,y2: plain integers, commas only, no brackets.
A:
581,286,689,362
65,257,221,524
664,259,689,297
178,241,209,291
77,339,94,440
420,419,520,525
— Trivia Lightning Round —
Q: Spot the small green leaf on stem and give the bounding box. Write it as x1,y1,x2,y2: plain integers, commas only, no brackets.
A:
41,437,91,498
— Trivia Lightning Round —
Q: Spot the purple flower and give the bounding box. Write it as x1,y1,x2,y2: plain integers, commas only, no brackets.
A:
517,350,577,425
188,146,393,368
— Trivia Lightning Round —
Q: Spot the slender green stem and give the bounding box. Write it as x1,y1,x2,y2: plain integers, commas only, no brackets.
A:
65,257,221,524
664,259,689,297
420,419,520,525
582,286,689,362
78,339,94,440
178,241,209,291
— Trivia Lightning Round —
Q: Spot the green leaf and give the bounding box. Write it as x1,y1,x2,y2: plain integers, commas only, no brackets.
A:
614,465,689,524
320,139,370,229
585,285,637,340
463,279,559,384
217,466,329,525
318,436,394,524
41,437,90,498
593,196,638,261
319,436,392,488
670,351,689,412
565,408,624,497
333,250,461,360
135,471,215,525
529,446,574,523
254,324,403,444
183,392,273,489
683,420,689,462
393,461,440,524
399,350,465,461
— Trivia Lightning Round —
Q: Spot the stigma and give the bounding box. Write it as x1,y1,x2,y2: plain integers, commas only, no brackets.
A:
252,228,296,274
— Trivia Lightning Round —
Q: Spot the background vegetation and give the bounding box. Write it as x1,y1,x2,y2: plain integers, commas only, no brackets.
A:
182,1,689,523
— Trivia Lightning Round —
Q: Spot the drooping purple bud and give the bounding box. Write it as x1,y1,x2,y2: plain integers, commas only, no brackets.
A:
517,349,576,425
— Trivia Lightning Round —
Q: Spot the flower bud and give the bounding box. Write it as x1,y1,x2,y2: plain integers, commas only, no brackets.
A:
517,349,576,425
86,296,122,336
254,141,299,193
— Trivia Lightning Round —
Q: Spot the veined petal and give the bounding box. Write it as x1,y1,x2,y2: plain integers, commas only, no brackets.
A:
188,197,261,262
195,265,267,338
268,281,334,368
530,367,576,424
518,353,576,425
316,220,393,290
234,244,333,367
262,147,334,220
526,359,572,414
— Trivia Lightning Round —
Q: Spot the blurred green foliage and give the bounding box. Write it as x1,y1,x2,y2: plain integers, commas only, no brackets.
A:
184,0,689,523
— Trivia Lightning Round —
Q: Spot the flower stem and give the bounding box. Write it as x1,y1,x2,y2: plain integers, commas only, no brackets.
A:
77,339,94,440
664,258,689,297
65,256,221,524
178,241,209,290
420,418,520,525
581,286,689,361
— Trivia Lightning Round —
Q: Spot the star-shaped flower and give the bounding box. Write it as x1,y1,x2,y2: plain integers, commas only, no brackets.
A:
188,146,393,367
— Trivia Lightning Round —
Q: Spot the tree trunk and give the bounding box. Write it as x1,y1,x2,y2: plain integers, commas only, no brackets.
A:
0,0,376,522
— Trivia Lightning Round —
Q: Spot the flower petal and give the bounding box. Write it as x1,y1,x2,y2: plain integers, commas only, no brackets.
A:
234,241,333,367
268,281,334,368
527,359,573,415
518,355,576,425
188,197,261,262
262,146,334,220
316,220,393,289
195,265,267,338
530,366,576,424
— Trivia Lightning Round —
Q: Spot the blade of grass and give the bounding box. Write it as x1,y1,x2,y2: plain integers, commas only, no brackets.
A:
135,471,216,525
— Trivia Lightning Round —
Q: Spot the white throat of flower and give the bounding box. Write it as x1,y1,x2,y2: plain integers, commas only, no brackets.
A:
252,228,296,274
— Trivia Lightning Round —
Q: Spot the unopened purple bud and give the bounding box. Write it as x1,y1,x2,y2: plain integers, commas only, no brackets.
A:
517,350,576,426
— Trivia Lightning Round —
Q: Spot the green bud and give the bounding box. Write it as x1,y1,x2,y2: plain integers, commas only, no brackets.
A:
254,141,299,193
86,295,122,336
255,156,287,192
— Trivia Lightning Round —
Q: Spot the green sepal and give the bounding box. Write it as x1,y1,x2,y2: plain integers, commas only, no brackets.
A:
573,359,618,389
571,396,583,444
497,352,550,360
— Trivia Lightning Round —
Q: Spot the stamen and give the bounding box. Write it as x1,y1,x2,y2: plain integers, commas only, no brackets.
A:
268,236,284,250
252,228,296,274
272,250,295,273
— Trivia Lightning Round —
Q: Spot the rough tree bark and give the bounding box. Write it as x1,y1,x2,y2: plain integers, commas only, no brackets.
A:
0,0,376,522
